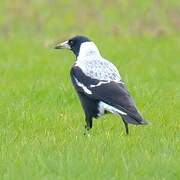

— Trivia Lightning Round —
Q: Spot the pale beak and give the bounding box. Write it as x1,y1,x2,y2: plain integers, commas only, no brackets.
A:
54,40,71,49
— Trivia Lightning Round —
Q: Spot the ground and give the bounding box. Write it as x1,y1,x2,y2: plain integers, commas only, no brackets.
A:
0,0,180,179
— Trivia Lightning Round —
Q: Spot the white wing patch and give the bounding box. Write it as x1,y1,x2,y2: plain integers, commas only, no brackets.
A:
98,101,127,116
75,42,121,82
90,80,111,88
74,77,92,95
90,80,124,88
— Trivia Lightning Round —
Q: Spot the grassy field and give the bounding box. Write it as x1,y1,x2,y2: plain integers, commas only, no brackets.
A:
0,0,180,179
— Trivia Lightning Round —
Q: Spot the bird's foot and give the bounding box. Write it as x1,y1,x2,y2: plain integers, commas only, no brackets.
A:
84,125,91,135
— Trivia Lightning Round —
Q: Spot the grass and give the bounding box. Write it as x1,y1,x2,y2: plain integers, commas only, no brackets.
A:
0,0,180,179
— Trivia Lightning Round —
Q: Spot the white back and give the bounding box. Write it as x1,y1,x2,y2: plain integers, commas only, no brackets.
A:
75,42,121,82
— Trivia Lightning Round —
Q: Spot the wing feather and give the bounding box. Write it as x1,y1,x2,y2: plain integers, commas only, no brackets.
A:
71,66,148,124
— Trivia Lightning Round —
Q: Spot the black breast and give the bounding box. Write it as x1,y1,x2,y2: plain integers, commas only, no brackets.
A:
77,92,99,119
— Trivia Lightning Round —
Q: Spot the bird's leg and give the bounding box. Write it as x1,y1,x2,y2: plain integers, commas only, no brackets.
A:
124,122,129,135
122,119,129,135
123,121,129,135
84,117,92,135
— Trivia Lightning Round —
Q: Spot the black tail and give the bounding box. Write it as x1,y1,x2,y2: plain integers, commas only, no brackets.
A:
122,114,148,125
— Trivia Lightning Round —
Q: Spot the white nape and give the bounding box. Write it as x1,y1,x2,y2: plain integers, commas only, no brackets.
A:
77,42,101,59
74,76,92,95
98,101,127,116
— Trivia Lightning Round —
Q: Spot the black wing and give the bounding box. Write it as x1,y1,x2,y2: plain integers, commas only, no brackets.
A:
71,66,148,125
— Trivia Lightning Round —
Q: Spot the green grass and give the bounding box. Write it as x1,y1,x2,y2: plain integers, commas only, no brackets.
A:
0,0,180,179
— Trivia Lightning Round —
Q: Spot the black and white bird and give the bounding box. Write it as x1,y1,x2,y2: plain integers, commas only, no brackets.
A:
55,35,148,134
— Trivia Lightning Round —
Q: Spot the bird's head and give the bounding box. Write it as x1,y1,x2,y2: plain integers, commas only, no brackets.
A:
54,36,90,56
54,35,100,58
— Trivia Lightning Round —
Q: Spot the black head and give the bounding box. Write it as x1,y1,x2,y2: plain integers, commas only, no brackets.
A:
54,36,91,57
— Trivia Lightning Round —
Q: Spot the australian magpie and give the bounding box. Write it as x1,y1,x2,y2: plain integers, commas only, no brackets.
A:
55,35,148,134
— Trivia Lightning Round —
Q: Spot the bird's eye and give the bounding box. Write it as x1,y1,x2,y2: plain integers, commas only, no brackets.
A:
69,40,74,46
